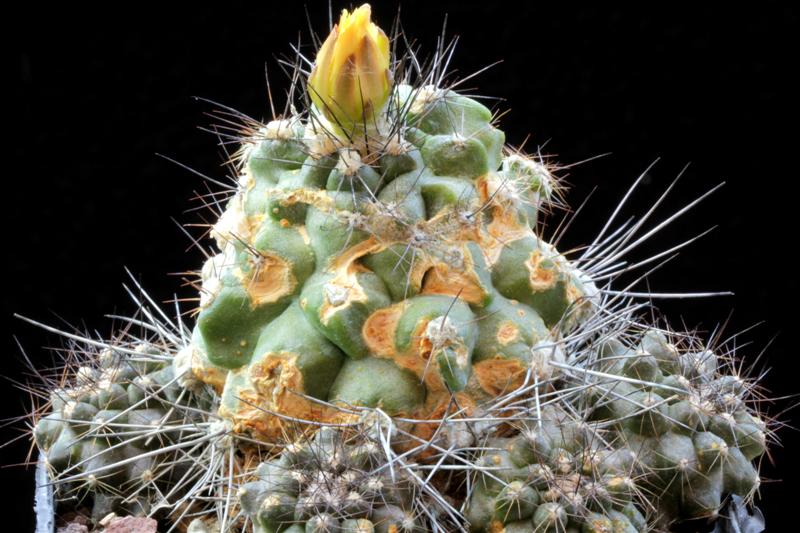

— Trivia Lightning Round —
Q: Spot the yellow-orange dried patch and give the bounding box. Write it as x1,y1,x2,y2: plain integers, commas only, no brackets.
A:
362,305,402,357
473,357,528,396
321,237,384,322
236,254,296,308
496,321,520,345
527,249,557,292
221,353,336,439
476,175,531,265
421,260,486,304
190,348,227,393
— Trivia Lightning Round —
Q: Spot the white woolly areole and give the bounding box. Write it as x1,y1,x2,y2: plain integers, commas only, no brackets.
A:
62,400,78,419
530,340,565,379
95,377,113,392
437,246,465,269
540,240,570,270
304,118,338,158
409,84,443,115
483,171,524,208
237,171,252,189
324,283,350,306
200,278,222,309
424,315,459,350
211,193,250,250
134,342,153,354
263,119,296,140
98,347,115,362
199,277,220,309
336,149,363,176
200,251,232,309
75,365,96,385
383,133,412,156
173,345,200,389
208,420,235,450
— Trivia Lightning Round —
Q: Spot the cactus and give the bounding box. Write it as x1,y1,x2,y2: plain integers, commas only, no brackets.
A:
188,3,592,442
25,298,243,527
238,415,427,533
464,328,767,531
21,4,775,532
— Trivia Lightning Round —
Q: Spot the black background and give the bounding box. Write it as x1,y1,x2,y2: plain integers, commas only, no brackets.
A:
6,2,798,530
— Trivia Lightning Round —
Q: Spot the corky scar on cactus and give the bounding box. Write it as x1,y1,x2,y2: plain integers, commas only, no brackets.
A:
185,4,594,440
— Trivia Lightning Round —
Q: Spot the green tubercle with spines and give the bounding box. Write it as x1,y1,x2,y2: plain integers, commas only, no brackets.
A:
465,327,768,531
238,419,423,532
32,342,219,525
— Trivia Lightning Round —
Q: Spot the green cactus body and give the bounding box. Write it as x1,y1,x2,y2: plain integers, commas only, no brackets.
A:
239,421,420,533
187,79,590,439
464,328,767,531
32,343,218,522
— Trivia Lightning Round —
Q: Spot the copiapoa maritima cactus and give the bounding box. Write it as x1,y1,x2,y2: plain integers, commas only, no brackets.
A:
22,4,774,532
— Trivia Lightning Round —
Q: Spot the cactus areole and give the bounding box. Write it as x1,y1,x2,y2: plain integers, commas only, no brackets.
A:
29,4,772,532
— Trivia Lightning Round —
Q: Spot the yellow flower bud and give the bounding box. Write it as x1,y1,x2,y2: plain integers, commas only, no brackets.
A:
308,4,392,131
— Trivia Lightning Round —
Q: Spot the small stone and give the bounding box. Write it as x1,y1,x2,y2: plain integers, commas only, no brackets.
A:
102,516,158,533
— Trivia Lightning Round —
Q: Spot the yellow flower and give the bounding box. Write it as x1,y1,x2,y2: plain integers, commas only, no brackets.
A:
308,4,392,131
